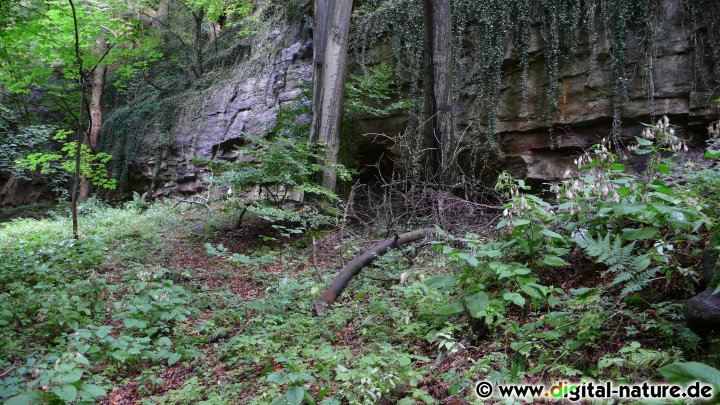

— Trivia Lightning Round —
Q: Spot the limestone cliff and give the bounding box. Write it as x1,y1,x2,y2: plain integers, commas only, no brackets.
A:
125,1,719,197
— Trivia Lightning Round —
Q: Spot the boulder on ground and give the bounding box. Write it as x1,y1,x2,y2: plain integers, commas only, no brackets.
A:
686,290,720,337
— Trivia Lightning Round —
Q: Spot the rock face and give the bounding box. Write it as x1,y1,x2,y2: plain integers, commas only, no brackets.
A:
460,1,720,181
131,21,313,197
686,247,720,337
128,2,720,196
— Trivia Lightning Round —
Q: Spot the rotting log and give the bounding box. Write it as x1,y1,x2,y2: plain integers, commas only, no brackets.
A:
314,228,437,314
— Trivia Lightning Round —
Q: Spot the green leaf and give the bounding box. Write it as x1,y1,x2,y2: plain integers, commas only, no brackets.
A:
621,227,659,241
275,386,306,405
61,369,84,384
541,255,569,267
464,292,489,318
5,391,42,405
635,136,654,146
461,253,479,267
652,162,670,174
123,318,147,329
520,283,547,299
266,372,289,385
503,292,526,307
83,384,107,398
167,353,182,366
51,384,78,402
435,301,464,315
478,249,502,258
424,275,457,292
706,149,720,160
541,229,565,240
659,362,720,387
617,186,632,196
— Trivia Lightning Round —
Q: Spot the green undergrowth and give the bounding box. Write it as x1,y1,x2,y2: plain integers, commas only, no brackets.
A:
2,122,720,403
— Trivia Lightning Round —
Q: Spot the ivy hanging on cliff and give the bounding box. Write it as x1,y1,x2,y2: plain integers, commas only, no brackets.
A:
351,0,717,157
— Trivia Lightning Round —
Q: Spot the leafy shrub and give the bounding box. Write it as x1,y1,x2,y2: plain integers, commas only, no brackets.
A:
16,128,117,191
0,203,187,403
431,117,717,383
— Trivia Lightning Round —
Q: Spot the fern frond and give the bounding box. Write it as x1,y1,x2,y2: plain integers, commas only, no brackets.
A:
575,232,655,296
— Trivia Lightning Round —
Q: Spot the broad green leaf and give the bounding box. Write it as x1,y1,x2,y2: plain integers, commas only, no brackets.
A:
541,229,565,240
83,384,107,398
652,162,670,174
464,292,489,318
5,391,42,405
659,362,720,387
706,149,720,160
61,369,83,384
621,227,659,241
520,283,547,299
541,255,569,267
503,292,526,307
458,252,479,267
266,372,289,385
282,386,306,405
424,275,457,292
123,318,147,329
435,301,464,315
51,385,78,402
478,249,502,258
167,353,182,366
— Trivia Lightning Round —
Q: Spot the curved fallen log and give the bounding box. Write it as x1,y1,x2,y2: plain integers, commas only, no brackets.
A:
314,228,437,314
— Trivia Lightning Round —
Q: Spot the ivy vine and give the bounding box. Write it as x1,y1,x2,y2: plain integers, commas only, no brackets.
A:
351,0,719,171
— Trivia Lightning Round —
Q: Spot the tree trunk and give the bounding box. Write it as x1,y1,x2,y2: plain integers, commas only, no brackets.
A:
315,0,353,191
310,0,329,144
79,38,108,202
422,0,439,181
69,0,87,239
422,0,454,185
194,10,204,76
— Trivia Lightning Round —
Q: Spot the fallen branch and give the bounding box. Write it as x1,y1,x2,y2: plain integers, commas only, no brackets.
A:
314,228,437,314
173,199,211,211
0,365,16,378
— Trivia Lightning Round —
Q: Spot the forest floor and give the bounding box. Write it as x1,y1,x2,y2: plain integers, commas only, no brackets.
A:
0,192,711,404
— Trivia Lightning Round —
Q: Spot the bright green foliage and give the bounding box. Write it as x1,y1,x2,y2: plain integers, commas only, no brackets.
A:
0,0,160,96
0,202,193,402
660,361,720,388
16,129,117,190
345,64,411,117
215,135,343,203
574,233,653,296
210,134,349,237
429,118,717,383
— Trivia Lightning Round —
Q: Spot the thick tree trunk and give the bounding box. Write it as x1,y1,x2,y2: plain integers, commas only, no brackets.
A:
422,0,454,185
315,228,436,314
79,38,108,202
422,0,439,181
310,0,329,144
315,0,353,191
433,0,454,184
